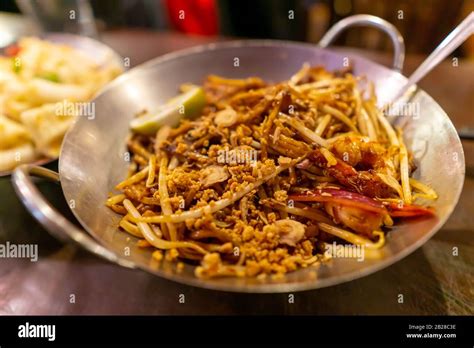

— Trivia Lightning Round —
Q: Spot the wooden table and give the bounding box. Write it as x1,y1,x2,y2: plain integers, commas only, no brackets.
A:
0,30,472,315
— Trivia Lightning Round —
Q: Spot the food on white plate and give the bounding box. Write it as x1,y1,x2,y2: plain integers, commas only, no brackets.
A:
0,37,122,172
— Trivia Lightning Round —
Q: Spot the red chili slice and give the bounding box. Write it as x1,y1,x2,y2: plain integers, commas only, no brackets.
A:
5,44,21,57
387,202,435,217
289,188,387,215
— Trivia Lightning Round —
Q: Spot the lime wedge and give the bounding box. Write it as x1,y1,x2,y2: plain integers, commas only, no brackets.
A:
130,86,206,134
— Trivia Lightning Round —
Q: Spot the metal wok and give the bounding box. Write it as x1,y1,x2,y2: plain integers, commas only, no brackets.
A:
12,15,465,293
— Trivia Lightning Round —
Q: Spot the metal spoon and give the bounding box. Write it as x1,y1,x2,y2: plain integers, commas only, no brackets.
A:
390,11,474,103
386,12,474,140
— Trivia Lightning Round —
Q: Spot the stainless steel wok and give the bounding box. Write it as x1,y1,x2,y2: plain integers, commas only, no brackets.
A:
12,15,465,293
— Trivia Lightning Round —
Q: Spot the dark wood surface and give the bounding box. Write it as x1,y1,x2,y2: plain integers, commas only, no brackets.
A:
0,30,472,315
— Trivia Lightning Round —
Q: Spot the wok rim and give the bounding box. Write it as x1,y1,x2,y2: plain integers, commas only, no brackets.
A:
59,39,466,293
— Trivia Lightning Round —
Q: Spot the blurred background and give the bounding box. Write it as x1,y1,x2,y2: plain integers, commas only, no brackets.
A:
1,0,473,57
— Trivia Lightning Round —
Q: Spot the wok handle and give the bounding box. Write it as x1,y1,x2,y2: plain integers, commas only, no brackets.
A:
319,14,405,72
11,164,135,269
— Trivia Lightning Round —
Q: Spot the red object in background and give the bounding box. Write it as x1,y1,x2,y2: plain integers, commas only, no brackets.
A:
166,0,218,36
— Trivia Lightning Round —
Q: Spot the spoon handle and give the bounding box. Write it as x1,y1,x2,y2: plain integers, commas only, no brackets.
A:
393,12,474,102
